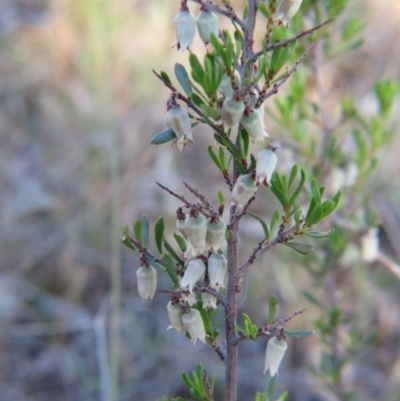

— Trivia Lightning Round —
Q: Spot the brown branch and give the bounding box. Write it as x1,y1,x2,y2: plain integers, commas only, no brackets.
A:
251,19,333,62
238,224,299,275
128,237,163,265
209,340,227,362
183,181,214,211
227,196,256,229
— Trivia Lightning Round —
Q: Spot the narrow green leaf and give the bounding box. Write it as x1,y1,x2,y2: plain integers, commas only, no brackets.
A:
122,234,135,250
248,153,256,172
182,372,195,389
234,158,246,175
163,239,184,266
306,203,322,226
257,1,272,18
270,211,280,237
268,295,278,325
275,391,288,401
150,129,176,145
145,256,164,270
141,214,150,249
234,321,247,336
154,217,164,254
310,178,321,203
189,54,204,85
270,182,287,208
174,63,192,96
222,137,242,158
267,377,276,400
294,210,302,232
173,233,187,252
286,330,315,338
288,164,298,190
200,103,220,119
162,254,180,287
283,241,314,255
218,146,226,171
133,219,143,245
160,71,172,85
242,4,248,19
208,145,222,171
304,229,332,238
246,212,270,239
239,128,250,157
302,290,328,310
289,169,306,207
122,224,129,237
191,92,205,107
217,191,225,206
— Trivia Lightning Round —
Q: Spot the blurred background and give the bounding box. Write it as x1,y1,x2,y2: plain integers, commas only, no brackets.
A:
0,0,400,400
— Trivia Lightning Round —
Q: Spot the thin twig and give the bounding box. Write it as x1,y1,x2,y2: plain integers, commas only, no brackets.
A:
210,340,227,362
128,237,163,265
238,224,299,275
251,19,333,62
227,196,256,229
260,41,316,103
184,182,214,211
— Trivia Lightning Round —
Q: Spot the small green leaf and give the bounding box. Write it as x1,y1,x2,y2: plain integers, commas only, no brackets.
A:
275,391,288,401
288,165,298,190
239,128,250,157
145,256,164,270
310,178,321,203
173,233,187,252
257,1,272,18
294,210,302,231
160,71,172,85
234,321,247,336
246,212,270,239
302,290,328,310
200,103,220,119
286,330,315,338
150,129,176,145
270,182,287,208
283,241,314,255
270,210,280,237
141,214,150,249
234,158,246,175
268,295,278,325
162,254,180,287
122,224,129,237
174,63,192,97
189,53,204,85
208,145,222,171
154,217,164,254
182,372,195,389
217,191,225,206
163,239,184,266
304,229,332,238
191,92,205,107
289,169,305,207
218,146,226,171
306,203,322,226
242,313,258,339
267,377,276,400
133,219,143,245
242,4,248,19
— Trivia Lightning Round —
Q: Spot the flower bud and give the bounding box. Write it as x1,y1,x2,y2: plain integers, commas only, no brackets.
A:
240,108,269,142
208,252,227,290
182,308,206,344
255,146,277,187
165,104,193,152
176,208,188,239
230,173,258,210
361,228,379,263
264,337,288,376
248,90,259,108
221,96,245,126
184,211,207,258
218,72,241,98
167,300,184,331
201,292,218,309
274,0,303,27
206,215,226,250
196,10,219,45
174,9,196,52
136,266,157,302
181,258,206,293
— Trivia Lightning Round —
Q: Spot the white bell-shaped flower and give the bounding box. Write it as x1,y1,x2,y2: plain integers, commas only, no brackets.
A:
136,266,157,302
167,300,184,331
184,210,207,258
174,8,196,51
264,337,288,376
196,10,219,45
274,0,303,27
255,146,278,187
208,252,227,290
182,308,207,344
181,258,206,293
201,292,218,309
221,95,245,126
165,102,193,152
230,173,258,210
361,228,379,263
240,108,269,142
206,215,226,250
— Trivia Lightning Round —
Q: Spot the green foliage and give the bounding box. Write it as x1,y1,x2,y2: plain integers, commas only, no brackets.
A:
181,364,215,401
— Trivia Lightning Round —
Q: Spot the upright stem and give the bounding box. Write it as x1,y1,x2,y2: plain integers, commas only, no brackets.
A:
224,205,239,401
